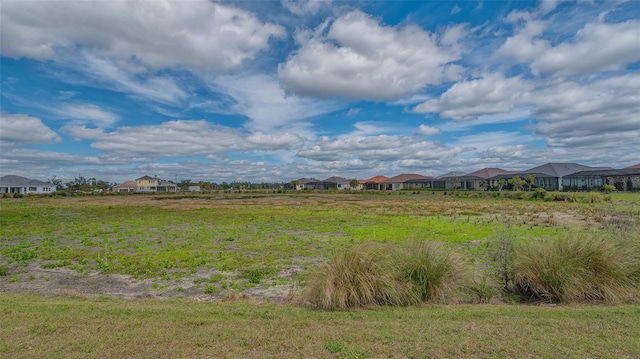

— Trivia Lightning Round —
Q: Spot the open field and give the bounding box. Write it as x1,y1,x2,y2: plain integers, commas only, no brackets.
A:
1,191,639,300
1,191,640,357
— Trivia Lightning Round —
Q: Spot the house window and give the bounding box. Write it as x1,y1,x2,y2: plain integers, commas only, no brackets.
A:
29,187,37,191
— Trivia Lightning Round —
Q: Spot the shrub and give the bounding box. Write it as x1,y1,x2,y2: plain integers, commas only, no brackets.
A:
513,234,640,303
583,192,603,204
303,243,415,310
396,241,468,302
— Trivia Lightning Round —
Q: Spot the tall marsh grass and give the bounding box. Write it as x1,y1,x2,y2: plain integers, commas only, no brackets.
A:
514,234,640,303
396,241,468,302
303,241,470,309
303,243,415,310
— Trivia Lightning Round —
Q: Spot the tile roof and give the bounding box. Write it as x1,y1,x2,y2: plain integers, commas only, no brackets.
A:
359,175,389,184
113,180,136,188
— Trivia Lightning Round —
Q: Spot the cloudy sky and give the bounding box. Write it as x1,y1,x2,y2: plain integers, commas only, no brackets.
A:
1,0,639,183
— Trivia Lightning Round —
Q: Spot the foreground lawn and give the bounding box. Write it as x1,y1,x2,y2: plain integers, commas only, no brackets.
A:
2,293,639,359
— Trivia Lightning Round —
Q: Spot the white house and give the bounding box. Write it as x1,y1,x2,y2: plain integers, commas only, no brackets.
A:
0,175,55,194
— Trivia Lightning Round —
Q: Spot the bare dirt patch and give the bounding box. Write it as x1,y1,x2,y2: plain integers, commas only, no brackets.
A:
0,261,299,302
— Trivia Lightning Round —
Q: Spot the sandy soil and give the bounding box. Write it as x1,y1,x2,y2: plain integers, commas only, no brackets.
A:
0,261,299,302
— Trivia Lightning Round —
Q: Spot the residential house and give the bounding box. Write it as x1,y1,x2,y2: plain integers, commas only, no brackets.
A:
519,163,612,190
381,174,433,191
432,171,467,189
303,176,350,190
457,168,517,190
358,175,388,190
567,168,640,191
112,180,135,192
134,175,177,192
0,175,55,194
288,178,313,190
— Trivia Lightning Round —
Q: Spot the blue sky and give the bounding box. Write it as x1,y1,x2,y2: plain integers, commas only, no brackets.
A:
1,0,639,183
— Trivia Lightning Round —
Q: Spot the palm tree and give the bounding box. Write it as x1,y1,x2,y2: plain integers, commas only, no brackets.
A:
497,179,506,191
349,179,359,190
525,174,536,191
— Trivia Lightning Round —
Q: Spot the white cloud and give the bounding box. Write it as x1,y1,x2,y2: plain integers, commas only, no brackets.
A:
0,113,61,145
0,0,285,72
451,5,462,15
416,125,441,136
413,73,532,121
62,120,306,161
530,19,640,76
494,18,549,63
278,10,464,100
297,135,463,162
52,104,119,127
71,53,189,104
213,74,343,135
531,74,640,147
282,0,332,15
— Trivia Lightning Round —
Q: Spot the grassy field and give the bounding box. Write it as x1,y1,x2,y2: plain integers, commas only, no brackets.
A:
1,191,639,357
2,293,640,358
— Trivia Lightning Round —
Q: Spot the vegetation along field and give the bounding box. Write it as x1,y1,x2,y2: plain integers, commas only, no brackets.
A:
1,191,639,358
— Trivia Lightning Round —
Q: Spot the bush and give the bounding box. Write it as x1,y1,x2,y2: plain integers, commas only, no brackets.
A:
303,243,415,310
396,241,468,302
544,192,577,202
513,234,640,303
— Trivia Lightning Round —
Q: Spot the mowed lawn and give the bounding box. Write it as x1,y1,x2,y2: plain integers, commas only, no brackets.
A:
2,293,640,359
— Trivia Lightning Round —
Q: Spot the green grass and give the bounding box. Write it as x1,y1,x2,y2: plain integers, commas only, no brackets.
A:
2,293,640,358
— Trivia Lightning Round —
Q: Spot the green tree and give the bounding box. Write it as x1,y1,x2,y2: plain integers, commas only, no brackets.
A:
452,176,460,190
349,179,359,190
509,176,526,191
497,179,506,191
525,174,537,191
290,180,299,190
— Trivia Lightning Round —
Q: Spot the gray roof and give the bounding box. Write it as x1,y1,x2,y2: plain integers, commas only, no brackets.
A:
436,171,467,179
569,168,640,177
522,163,612,177
0,175,50,187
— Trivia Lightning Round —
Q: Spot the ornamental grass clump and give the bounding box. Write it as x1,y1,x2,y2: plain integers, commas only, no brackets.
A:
304,242,415,310
396,241,469,302
514,234,640,303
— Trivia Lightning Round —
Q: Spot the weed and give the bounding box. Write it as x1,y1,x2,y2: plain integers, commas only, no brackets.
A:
467,275,499,303
0,264,7,276
340,348,370,359
203,285,218,294
325,340,345,353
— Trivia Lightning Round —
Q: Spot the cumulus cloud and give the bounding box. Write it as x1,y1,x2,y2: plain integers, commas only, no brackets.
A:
494,12,549,63
0,113,61,145
282,0,332,15
0,0,285,71
530,19,640,76
531,74,640,147
297,135,463,162
62,120,304,161
413,73,532,121
416,125,441,136
278,10,464,100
